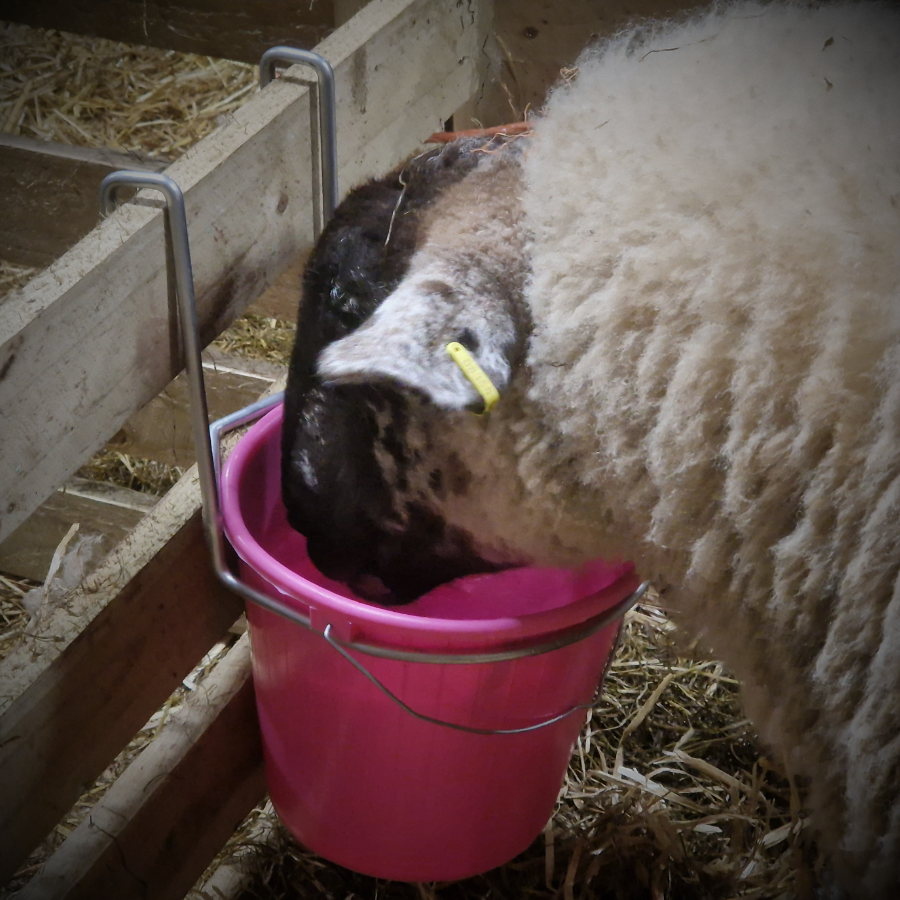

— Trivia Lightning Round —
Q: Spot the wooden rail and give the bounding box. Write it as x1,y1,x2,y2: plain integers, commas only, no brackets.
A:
0,133,169,267
0,477,156,580
0,461,246,885
15,635,265,900
0,349,282,580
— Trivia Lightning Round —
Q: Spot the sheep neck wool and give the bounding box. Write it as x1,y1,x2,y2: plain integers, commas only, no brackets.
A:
519,4,900,892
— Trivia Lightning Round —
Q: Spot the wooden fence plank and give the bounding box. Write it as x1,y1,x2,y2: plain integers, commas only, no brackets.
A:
16,635,266,900
112,348,283,468
0,0,490,545
190,801,279,900
0,350,281,581
0,0,335,65
0,466,244,885
0,477,155,581
246,252,307,322
0,133,168,267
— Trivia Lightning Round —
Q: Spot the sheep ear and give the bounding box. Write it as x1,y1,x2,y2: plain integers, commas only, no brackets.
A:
317,269,520,411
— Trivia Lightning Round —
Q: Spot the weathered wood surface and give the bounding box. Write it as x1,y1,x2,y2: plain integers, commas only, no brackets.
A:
0,465,244,885
16,635,266,900
190,799,279,900
0,0,490,545
0,133,168,267
246,251,307,321
112,348,283,468
0,0,335,64
0,349,282,580
0,477,155,581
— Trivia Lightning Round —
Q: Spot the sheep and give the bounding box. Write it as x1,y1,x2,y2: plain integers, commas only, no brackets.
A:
281,1,900,895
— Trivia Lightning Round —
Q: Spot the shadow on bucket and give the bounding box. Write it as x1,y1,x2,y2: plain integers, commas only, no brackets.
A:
220,402,642,883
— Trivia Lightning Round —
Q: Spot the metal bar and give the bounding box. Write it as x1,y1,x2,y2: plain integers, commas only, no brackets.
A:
99,172,218,547
98,172,266,629
259,47,338,223
324,624,606,736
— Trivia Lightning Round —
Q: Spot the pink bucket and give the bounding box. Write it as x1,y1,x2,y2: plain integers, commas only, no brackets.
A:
219,403,641,882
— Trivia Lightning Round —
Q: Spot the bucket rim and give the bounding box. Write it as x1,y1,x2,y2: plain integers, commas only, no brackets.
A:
221,402,640,651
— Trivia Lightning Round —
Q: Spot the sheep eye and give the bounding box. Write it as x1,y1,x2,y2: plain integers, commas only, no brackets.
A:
328,284,365,328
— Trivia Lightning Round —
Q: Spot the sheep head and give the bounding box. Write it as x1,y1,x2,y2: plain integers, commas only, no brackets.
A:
281,139,538,603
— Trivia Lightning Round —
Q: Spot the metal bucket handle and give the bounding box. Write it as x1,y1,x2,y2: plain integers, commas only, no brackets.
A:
98,51,648,734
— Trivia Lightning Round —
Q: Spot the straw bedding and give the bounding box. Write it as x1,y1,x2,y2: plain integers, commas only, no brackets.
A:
0,21,256,157
0,574,37,666
0,261,39,298
0,16,807,900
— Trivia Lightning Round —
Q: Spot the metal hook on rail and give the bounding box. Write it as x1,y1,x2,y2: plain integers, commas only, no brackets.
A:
98,170,285,620
259,47,338,225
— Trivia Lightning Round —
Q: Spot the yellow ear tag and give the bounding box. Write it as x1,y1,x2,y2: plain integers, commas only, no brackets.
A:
446,341,500,414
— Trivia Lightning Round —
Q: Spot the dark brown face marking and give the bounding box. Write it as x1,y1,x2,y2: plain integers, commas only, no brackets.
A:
283,379,501,603
450,454,474,496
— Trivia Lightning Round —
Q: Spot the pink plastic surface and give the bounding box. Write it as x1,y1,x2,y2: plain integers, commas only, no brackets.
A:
221,404,639,881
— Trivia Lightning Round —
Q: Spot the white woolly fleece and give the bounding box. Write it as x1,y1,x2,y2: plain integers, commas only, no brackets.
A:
521,2,900,893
